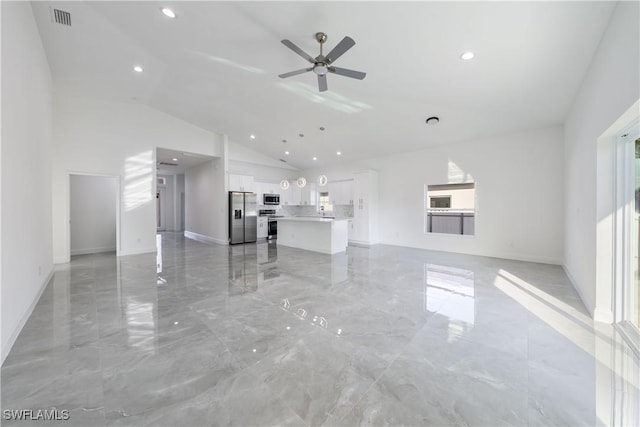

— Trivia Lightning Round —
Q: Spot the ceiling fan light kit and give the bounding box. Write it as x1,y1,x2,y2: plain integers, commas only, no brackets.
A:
279,32,367,92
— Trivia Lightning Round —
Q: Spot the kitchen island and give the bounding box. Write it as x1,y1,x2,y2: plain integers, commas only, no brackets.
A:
276,217,349,254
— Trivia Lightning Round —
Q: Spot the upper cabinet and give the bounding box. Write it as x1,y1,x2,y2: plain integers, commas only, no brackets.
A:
300,183,317,206
229,174,255,192
328,180,354,205
290,185,302,206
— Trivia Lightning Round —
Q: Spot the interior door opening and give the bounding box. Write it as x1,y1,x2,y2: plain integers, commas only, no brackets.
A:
156,186,166,232
69,174,119,257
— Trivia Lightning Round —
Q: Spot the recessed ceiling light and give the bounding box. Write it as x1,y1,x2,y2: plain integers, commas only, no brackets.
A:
285,151,289,155
172,158,178,161
161,8,176,18
319,127,325,131
250,134,256,139
299,133,304,138
460,51,475,61
282,139,287,143
133,65,143,73
336,151,341,155
313,157,317,161
426,116,440,125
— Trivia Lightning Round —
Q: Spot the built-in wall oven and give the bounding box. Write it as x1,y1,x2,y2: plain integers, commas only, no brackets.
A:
263,194,280,205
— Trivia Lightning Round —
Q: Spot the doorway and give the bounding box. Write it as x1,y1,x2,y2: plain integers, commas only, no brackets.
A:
69,174,119,256
157,186,166,231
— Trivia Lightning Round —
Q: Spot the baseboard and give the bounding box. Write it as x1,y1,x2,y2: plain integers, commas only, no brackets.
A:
1,269,54,366
562,264,597,319
482,250,562,265
379,241,562,265
70,246,116,256
117,246,157,257
184,231,228,246
348,239,375,248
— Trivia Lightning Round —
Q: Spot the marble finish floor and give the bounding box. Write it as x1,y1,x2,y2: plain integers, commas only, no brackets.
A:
2,232,639,426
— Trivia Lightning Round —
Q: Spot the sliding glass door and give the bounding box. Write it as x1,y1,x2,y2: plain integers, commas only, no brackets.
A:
615,124,640,353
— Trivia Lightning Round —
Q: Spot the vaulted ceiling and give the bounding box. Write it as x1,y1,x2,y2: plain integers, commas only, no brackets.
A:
31,1,615,169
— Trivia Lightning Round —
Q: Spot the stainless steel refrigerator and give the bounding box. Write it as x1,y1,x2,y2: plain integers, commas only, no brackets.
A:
229,192,257,244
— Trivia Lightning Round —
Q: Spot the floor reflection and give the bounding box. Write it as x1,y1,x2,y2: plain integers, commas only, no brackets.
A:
228,244,258,295
424,264,475,325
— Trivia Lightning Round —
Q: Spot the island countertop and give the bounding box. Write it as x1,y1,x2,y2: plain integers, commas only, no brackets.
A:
275,217,349,223
276,216,348,254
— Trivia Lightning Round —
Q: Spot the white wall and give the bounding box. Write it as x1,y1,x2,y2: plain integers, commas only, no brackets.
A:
228,141,298,172
1,2,53,364
228,141,299,184
184,158,227,244
52,96,225,262
564,1,640,320
304,125,565,264
70,174,118,255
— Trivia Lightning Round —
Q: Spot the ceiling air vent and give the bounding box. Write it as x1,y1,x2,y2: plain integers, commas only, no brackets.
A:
279,159,287,163
51,8,71,26
159,162,178,166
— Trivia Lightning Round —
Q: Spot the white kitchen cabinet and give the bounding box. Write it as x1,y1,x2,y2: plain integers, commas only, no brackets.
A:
257,217,268,239
300,183,317,206
327,182,339,205
342,180,354,205
254,182,264,202
349,170,378,246
290,184,302,205
328,180,353,205
229,174,255,192
280,185,292,205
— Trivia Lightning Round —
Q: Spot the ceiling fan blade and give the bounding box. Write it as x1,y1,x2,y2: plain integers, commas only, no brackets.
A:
279,68,313,78
281,39,315,63
328,66,366,80
325,36,355,63
318,74,328,92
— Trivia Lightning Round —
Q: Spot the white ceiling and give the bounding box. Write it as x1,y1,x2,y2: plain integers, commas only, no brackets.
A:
31,1,615,170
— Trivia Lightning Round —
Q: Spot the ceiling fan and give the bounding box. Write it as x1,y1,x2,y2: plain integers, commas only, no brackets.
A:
278,32,366,92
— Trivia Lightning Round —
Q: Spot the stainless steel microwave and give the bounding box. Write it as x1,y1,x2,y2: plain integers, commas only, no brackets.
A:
263,194,280,205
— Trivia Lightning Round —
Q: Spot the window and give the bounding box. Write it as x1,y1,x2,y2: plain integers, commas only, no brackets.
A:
424,183,475,235
319,191,332,213
430,196,451,208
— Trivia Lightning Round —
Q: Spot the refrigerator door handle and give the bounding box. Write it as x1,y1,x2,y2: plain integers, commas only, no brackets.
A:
235,209,242,219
